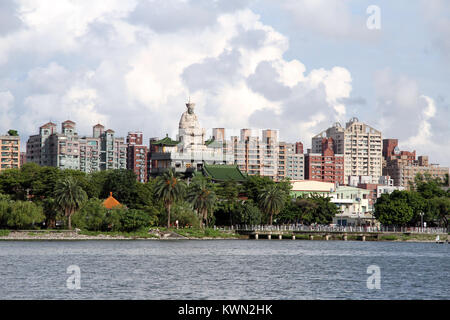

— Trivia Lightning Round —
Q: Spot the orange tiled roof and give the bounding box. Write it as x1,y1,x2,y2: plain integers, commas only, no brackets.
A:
103,192,122,209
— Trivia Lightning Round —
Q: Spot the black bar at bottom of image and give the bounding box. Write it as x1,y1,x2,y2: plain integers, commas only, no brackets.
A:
0,300,448,318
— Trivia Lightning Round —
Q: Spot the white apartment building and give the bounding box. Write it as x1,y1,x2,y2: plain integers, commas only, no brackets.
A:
312,117,382,182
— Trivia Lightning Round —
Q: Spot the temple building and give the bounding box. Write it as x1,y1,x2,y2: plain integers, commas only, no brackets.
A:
148,101,234,176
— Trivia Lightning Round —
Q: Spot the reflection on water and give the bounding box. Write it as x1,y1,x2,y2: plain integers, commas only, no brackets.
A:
0,240,448,299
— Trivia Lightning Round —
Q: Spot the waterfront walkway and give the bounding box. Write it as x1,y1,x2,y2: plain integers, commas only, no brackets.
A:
218,225,448,241
229,224,447,234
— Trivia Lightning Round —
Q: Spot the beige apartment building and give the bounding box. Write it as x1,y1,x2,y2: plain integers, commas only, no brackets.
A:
384,155,449,188
278,142,304,181
312,117,382,182
0,134,20,171
227,129,279,180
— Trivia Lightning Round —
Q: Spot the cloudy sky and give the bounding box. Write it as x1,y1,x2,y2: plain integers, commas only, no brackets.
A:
0,0,449,166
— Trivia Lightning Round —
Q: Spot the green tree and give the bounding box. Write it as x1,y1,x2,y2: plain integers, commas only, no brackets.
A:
294,196,318,224
54,176,88,229
0,201,45,229
87,170,109,198
0,168,25,199
429,197,450,229
72,198,108,231
7,129,18,136
29,166,62,200
244,175,275,203
187,177,216,228
374,194,414,226
132,181,157,210
414,173,446,198
40,197,61,229
309,195,339,225
278,200,300,224
154,169,186,228
235,200,262,225
258,184,286,225
101,169,138,207
0,200,11,228
215,180,240,226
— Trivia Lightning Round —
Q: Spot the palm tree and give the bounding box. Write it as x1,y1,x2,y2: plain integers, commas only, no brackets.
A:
154,169,186,228
54,176,87,230
258,184,286,225
187,178,216,228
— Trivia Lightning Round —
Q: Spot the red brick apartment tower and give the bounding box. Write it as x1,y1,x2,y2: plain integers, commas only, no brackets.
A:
295,141,303,154
305,138,345,185
382,139,398,159
126,132,148,182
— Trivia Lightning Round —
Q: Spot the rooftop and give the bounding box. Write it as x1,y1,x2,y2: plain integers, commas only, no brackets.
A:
151,135,180,146
103,192,122,210
202,163,247,182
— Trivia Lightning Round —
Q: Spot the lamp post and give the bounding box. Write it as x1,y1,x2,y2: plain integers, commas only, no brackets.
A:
419,212,424,232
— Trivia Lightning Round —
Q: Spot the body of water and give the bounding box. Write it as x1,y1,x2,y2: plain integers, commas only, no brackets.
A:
0,240,448,299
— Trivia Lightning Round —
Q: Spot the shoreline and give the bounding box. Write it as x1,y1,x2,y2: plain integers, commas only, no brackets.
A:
0,230,447,243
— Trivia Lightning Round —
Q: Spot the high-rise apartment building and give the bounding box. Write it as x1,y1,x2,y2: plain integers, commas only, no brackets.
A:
0,134,20,171
383,140,449,188
278,142,304,181
27,121,127,172
127,132,148,182
27,121,80,170
295,141,304,154
228,129,279,180
312,118,382,182
305,137,345,184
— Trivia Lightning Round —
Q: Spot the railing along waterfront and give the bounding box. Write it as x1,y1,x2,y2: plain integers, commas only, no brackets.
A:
216,225,447,234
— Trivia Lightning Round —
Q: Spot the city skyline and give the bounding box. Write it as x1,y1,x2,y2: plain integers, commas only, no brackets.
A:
0,1,449,166
16,110,449,169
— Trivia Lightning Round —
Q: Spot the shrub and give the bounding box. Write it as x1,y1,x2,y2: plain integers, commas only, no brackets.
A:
119,209,153,232
167,202,200,228
73,198,110,231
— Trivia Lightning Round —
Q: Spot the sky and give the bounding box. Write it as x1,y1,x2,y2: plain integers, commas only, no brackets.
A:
0,0,449,166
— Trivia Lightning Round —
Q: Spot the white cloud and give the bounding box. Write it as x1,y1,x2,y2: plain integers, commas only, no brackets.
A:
0,91,15,132
421,0,450,64
276,0,379,41
373,69,449,165
6,0,444,168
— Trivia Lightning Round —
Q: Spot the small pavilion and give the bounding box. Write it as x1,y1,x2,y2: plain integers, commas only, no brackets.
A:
103,192,123,209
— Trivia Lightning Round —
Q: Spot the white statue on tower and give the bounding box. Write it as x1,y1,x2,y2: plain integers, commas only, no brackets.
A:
178,100,206,152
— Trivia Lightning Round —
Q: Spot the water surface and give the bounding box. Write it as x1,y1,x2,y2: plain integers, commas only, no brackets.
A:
0,240,448,299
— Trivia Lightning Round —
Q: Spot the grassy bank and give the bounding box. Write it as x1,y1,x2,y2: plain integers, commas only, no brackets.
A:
168,227,241,239
380,233,448,242
0,230,10,237
0,228,240,240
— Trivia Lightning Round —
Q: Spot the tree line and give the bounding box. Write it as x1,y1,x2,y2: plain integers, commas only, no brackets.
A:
0,163,340,231
374,173,449,228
